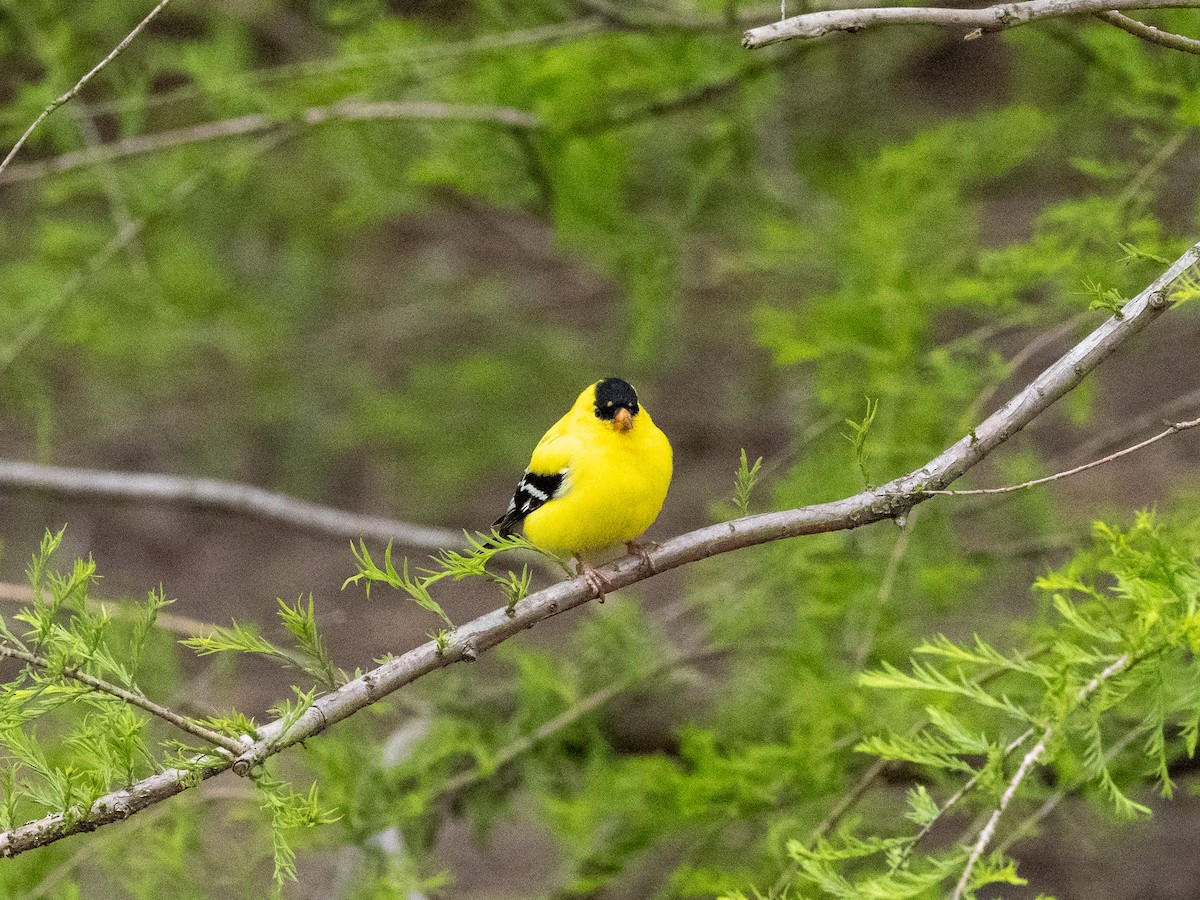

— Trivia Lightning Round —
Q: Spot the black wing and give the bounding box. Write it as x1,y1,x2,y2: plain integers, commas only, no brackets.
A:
493,469,564,536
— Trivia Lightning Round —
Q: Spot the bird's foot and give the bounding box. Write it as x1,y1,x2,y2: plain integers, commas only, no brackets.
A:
626,540,658,574
575,559,611,602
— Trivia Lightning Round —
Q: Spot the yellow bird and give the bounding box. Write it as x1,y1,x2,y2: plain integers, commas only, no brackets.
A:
493,377,673,595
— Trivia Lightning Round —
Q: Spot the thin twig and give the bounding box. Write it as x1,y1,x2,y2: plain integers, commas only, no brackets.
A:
0,460,461,551
1095,10,1200,54
2,48,815,188
0,0,174,180
925,416,1200,496
0,583,33,602
69,104,155,286
0,244,1196,857
852,506,920,668
766,756,892,897
0,100,541,186
0,213,176,378
67,18,608,123
743,0,1200,47
951,654,1131,900
0,645,245,755
1117,130,1191,208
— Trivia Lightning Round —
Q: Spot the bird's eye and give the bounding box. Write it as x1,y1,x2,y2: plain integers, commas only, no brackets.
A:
606,401,613,406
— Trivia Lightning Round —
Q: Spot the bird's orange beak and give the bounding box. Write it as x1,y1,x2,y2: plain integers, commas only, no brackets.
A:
613,407,634,432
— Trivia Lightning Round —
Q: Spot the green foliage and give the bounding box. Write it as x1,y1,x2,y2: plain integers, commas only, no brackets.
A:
182,595,347,692
843,397,880,489
772,514,1200,898
0,531,163,831
4,1,1200,896
253,773,341,888
733,448,765,517
346,531,558,627
0,531,356,895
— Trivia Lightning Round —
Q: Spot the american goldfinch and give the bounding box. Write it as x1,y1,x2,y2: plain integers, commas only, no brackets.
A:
493,377,672,596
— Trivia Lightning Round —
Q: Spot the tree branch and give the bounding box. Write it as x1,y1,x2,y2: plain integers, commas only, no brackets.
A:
0,242,1196,858
898,728,1035,870
0,461,461,551
0,645,245,756
0,100,541,187
743,0,1200,47
0,0,174,180
1094,9,1200,53
769,648,1049,898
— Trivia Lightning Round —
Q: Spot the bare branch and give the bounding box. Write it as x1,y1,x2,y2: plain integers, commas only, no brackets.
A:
951,653,1131,899
0,0,174,181
0,461,461,551
0,645,245,755
0,243,1195,858
0,101,540,187
3,51,816,187
767,757,891,896
925,415,1200,496
1095,9,1200,53
68,104,155,284
743,0,1200,47
0,583,33,602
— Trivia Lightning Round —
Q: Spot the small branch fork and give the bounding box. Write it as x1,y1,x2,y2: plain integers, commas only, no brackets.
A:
0,0,174,181
0,242,1196,858
743,0,1200,48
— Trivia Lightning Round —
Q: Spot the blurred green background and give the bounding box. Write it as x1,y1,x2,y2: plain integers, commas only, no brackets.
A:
2,0,1200,897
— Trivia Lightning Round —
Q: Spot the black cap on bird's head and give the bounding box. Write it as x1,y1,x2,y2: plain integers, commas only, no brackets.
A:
593,377,640,432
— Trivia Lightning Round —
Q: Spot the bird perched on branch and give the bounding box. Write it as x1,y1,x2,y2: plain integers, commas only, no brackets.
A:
493,377,673,597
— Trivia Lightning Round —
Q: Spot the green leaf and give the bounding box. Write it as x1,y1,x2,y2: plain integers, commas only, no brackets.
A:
732,448,764,517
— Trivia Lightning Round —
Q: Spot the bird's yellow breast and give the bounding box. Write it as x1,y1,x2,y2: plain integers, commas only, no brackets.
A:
522,408,672,558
